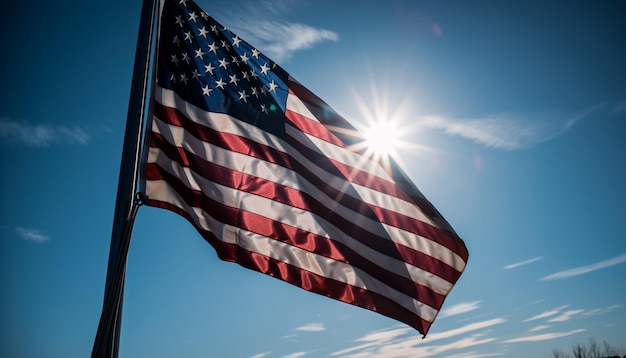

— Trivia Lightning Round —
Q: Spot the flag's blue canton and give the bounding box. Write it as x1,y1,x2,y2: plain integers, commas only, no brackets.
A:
158,0,290,138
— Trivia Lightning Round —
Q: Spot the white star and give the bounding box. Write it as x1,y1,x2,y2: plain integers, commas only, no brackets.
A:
192,69,202,81
170,54,179,66
202,85,212,96
188,11,198,22
232,35,242,47
210,25,218,34
250,70,259,80
251,87,259,98
229,74,239,86
268,80,278,93
218,58,229,69
251,48,260,58
172,35,181,46
230,56,240,66
260,63,270,75
180,73,189,84
198,26,209,38
241,71,249,81
169,73,177,83
208,42,218,54
220,40,230,50
195,48,205,59
201,12,209,20
181,52,191,64
215,78,226,89
238,90,249,102
204,63,215,74
260,104,268,114
184,31,194,43
240,53,249,64
179,0,188,6
175,16,184,27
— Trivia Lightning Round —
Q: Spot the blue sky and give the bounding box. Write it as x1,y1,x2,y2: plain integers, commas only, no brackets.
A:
1,1,625,357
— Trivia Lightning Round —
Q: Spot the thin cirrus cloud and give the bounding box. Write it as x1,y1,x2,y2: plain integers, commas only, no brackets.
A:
418,102,606,150
216,1,338,62
439,300,481,318
0,118,90,147
502,329,586,343
294,323,326,332
503,257,543,270
548,310,584,323
522,305,570,323
330,318,506,357
15,227,51,243
540,253,626,280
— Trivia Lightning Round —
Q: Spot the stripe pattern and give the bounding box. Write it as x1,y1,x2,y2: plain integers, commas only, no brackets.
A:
143,0,468,336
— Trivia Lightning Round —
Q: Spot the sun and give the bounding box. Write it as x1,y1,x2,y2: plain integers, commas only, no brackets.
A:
363,120,400,156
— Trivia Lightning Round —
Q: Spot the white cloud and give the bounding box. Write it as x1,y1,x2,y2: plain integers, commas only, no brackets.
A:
503,257,543,270
249,352,271,358
529,325,551,332
439,300,481,318
294,323,326,332
445,352,502,358
522,305,569,322
502,329,586,343
581,304,621,317
217,1,338,63
0,118,90,146
540,253,626,280
419,103,605,150
548,310,584,323
15,227,50,243
280,352,307,358
331,319,506,357
233,21,338,62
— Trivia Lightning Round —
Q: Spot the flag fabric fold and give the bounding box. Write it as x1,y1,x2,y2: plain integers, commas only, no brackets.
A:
142,0,468,336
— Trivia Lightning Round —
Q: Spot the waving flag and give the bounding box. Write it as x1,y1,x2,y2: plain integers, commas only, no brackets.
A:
142,0,468,335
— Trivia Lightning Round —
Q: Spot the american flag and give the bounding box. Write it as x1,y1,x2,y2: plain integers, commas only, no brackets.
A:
143,0,468,336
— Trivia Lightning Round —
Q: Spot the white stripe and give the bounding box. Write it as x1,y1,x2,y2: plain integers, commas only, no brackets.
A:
286,93,319,123
145,179,440,322
147,146,455,294
150,117,465,272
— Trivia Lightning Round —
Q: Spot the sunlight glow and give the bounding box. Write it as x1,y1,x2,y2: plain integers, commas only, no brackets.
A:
363,120,400,155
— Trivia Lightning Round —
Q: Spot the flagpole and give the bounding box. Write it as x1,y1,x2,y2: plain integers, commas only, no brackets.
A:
92,0,157,357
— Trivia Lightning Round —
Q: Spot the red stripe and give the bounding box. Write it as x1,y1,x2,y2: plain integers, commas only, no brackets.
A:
149,130,463,283
153,102,465,259
285,108,346,147
146,198,434,335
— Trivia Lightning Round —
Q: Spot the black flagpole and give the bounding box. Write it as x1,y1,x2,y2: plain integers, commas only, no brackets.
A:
92,0,157,356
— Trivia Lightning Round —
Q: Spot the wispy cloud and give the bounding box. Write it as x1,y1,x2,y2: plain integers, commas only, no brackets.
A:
502,329,586,343
445,352,503,358
439,301,481,318
15,227,50,243
295,323,326,332
0,118,90,147
522,305,569,322
419,103,605,150
548,310,584,323
529,325,551,332
580,304,621,317
216,1,338,62
249,352,271,358
280,352,307,358
331,319,506,357
540,253,626,281
503,257,543,270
